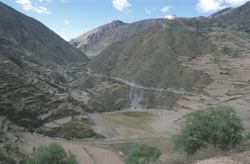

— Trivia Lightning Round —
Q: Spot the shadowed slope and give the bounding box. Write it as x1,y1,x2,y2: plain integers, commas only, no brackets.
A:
0,2,89,64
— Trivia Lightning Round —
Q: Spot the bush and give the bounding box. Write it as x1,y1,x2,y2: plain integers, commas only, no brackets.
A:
172,106,245,154
0,153,16,164
125,145,161,164
25,142,78,164
0,105,43,129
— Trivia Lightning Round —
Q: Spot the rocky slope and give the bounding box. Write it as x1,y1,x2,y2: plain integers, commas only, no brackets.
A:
208,7,235,19
1,1,250,163
85,1,250,113
88,18,215,91
0,3,96,161
0,1,89,115
69,19,167,58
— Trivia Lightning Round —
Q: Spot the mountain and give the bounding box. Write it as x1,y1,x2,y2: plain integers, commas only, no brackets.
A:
0,2,94,142
70,20,126,47
208,7,235,19
1,1,250,163
69,19,167,58
88,1,250,89
88,18,215,91
0,2,89,64
212,1,250,32
86,1,250,111
161,14,178,19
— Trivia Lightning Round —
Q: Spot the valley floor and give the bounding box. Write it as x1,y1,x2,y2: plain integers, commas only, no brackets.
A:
1,55,250,164
0,108,185,164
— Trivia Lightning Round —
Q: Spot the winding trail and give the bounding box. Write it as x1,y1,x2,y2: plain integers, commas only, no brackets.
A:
86,68,186,95
93,138,171,145
33,127,170,145
85,67,227,105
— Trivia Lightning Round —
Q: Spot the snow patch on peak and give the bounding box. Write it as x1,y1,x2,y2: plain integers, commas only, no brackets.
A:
161,14,177,19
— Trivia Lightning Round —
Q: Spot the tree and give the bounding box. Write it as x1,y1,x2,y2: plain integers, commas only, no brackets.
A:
25,142,78,164
172,106,245,154
125,145,161,164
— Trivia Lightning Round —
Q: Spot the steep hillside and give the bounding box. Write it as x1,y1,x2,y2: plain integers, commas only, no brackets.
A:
88,18,216,92
86,1,250,111
207,1,250,58
212,1,250,32
70,20,126,47
0,1,94,143
0,2,89,64
208,7,235,19
70,18,168,57
87,1,250,94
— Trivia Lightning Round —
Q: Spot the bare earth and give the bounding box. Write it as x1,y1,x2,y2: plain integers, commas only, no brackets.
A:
89,113,120,138
179,54,250,133
2,54,250,163
16,132,124,164
194,151,250,164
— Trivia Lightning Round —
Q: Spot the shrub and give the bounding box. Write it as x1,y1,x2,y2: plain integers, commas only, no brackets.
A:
25,142,78,164
172,106,245,154
125,145,161,164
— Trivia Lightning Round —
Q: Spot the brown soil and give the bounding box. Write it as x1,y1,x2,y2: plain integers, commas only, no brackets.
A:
194,151,250,164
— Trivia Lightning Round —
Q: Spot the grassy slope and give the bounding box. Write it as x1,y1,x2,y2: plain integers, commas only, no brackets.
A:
89,18,217,92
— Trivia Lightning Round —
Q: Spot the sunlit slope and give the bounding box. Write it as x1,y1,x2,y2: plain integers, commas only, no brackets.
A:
89,18,217,92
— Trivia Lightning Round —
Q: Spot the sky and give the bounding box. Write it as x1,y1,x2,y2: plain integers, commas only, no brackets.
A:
1,0,249,41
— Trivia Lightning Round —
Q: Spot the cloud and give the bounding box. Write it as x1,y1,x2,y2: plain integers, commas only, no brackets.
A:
15,0,51,14
112,0,131,11
225,0,249,6
196,0,249,13
196,0,225,12
161,6,172,13
63,20,69,25
145,9,151,14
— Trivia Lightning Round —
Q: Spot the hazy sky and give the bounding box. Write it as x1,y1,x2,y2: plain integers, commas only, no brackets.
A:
2,0,249,41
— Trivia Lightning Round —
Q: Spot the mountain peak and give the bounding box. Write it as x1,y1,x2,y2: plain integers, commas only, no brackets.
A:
161,14,178,19
111,20,125,25
109,20,126,28
70,19,165,58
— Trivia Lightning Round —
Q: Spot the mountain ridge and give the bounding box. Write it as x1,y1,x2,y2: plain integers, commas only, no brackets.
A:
69,20,127,47
0,2,93,139
69,18,168,58
85,1,250,110
0,2,89,64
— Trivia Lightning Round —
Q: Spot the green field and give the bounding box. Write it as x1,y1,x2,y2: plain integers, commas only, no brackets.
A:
102,110,174,154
